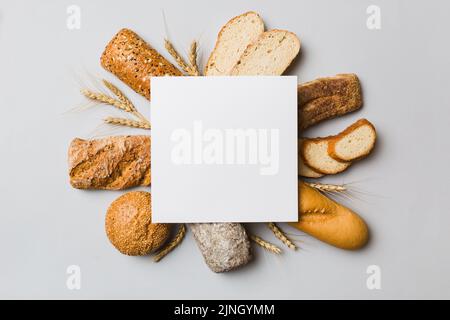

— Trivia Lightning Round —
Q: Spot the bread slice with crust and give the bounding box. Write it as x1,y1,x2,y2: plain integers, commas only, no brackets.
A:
298,139,324,178
230,30,300,76
301,138,350,175
328,119,376,162
205,11,264,76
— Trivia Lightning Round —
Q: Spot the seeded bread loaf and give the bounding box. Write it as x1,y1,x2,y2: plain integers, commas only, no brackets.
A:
205,11,264,76
106,191,170,256
189,223,252,273
289,182,369,250
101,28,182,100
68,135,150,190
230,30,300,76
298,74,362,130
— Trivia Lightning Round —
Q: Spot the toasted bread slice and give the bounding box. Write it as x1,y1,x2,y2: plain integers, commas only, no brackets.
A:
328,119,376,162
302,138,350,175
205,12,264,76
230,30,300,76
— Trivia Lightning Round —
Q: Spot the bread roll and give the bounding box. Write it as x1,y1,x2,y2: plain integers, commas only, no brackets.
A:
101,28,182,100
189,223,252,273
106,191,170,255
68,135,150,190
289,182,369,250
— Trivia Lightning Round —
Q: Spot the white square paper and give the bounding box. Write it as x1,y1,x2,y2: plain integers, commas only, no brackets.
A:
151,76,298,223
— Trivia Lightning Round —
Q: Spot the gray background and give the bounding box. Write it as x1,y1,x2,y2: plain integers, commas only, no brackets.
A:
0,0,449,299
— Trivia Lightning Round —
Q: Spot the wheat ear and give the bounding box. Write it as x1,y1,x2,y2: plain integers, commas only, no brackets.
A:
188,40,200,76
81,89,133,113
267,223,296,250
104,117,151,130
306,182,347,193
154,224,186,262
164,39,192,75
250,234,282,254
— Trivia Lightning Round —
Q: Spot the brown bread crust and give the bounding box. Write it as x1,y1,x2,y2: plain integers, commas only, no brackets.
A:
100,28,182,100
106,191,170,256
298,74,363,130
68,135,150,190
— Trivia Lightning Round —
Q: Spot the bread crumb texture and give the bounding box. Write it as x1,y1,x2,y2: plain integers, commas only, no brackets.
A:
105,191,171,256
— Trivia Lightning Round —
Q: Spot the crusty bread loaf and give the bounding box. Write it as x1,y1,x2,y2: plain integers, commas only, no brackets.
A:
298,74,362,130
230,30,300,76
190,223,252,273
106,191,170,256
328,118,376,162
301,138,350,175
289,182,369,250
101,28,182,100
68,135,150,190
205,11,264,76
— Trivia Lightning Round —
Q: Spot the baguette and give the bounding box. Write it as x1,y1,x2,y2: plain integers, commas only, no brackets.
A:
328,118,376,162
100,28,182,100
205,11,264,76
230,30,300,76
68,136,150,190
298,74,362,130
289,182,369,250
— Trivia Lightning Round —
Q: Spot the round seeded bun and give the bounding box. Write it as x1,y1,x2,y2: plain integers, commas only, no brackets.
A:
105,191,171,256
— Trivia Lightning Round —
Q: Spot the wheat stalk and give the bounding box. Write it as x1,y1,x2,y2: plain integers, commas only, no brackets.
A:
250,234,282,254
104,117,151,129
81,89,133,112
164,39,192,75
306,182,347,193
154,224,186,262
102,80,136,112
189,40,200,76
267,222,297,250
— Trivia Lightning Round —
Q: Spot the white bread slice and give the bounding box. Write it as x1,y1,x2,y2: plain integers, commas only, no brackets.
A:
205,12,264,76
230,30,300,76
302,139,350,175
298,139,324,178
328,119,376,162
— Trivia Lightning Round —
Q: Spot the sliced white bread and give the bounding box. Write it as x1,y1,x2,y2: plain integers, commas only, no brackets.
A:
302,138,350,175
230,30,300,76
204,11,264,76
299,156,324,178
328,119,376,162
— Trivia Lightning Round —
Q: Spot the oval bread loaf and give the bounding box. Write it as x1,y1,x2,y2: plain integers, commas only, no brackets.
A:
289,182,369,250
105,191,171,256
101,28,182,100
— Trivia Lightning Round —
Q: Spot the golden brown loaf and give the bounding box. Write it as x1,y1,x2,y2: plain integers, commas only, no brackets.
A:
298,74,363,130
100,28,182,100
68,135,150,190
289,182,369,250
105,191,170,256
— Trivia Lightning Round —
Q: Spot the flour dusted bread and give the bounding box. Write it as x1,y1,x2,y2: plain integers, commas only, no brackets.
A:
205,11,264,76
289,182,369,250
68,136,150,190
230,30,300,76
298,74,362,130
328,119,376,162
101,28,182,99
301,138,350,175
106,191,170,256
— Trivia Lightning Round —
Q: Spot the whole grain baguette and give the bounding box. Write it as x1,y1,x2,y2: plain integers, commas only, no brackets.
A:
68,135,150,190
298,74,362,130
289,182,369,250
205,11,264,76
230,30,300,76
101,28,182,100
